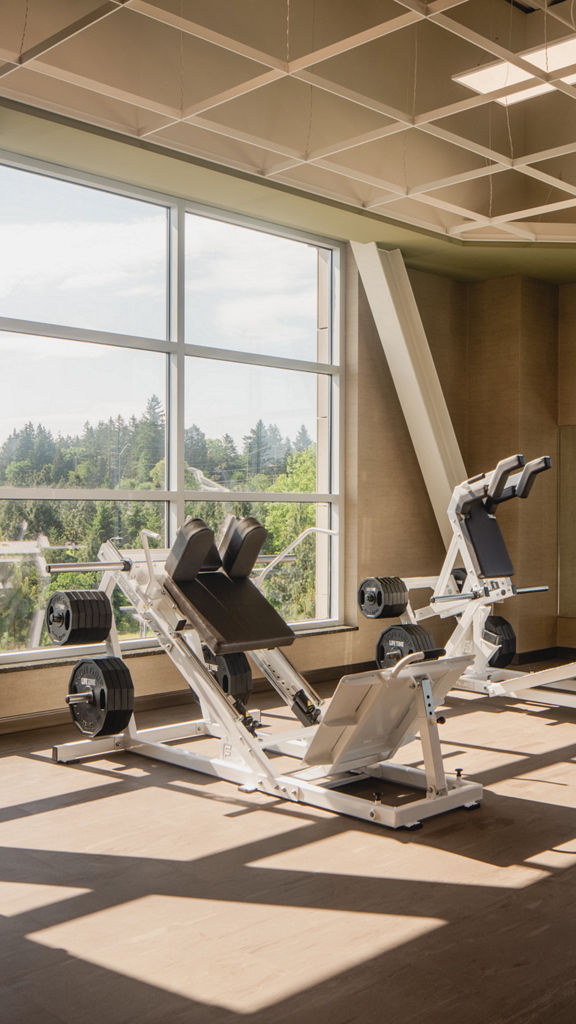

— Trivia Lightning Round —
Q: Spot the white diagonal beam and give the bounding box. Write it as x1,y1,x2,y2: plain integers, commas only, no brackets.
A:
293,69,413,122
264,122,408,177
124,0,286,70
515,163,576,198
287,12,423,72
0,1,128,80
351,242,466,548
151,113,304,161
491,196,576,224
516,0,576,31
140,68,285,137
23,59,181,118
516,141,576,166
449,215,535,239
368,163,507,205
417,122,513,168
416,75,560,124
431,9,576,108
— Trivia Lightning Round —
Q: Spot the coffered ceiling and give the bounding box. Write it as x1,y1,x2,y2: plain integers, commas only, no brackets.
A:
2,0,576,245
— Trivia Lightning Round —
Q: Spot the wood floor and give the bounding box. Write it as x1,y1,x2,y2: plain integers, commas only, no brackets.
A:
1,684,576,1024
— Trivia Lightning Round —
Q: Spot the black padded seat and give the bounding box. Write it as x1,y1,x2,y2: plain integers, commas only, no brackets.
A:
164,573,295,655
462,501,515,578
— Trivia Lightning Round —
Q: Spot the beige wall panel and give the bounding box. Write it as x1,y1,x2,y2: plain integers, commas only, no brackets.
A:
354,277,452,652
558,426,576,619
465,278,522,638
558,283,576,427
557,616,576,647
515,279,558,650
463,276,558,651
0,651,187,725
408,268,469,463
467,277,522,475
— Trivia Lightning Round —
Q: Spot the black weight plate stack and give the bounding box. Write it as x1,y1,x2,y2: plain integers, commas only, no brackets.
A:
46,590,113,645
483,615,516,668
202,645,252,701
376,623,435,669
67,657,134,737
357,576,408,619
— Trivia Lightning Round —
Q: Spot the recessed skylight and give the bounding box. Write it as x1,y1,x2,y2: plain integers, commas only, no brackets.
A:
453,35,576,106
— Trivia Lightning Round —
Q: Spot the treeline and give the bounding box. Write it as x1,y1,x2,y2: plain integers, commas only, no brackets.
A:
0,398,319,651
0,395,313,491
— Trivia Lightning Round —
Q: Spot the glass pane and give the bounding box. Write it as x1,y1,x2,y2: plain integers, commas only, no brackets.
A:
184,500,332,623
0,334,167,489
185,358,328,492
0,499,166,653
186,215,324,360
0,165,168,338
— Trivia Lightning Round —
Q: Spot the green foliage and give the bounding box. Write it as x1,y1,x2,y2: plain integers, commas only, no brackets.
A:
0,402,321,652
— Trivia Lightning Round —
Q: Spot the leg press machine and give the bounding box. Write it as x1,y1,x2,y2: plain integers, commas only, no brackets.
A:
49,515,482,830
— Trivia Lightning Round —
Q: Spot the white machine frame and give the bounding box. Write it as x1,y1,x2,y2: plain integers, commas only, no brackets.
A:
51,536,481,830
389,455,576,708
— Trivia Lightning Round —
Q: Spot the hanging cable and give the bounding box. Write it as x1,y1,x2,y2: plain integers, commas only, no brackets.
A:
304,1,316,159
177,0,185,117
402,25,419,193
503,0,515,160
487,0,497,219
18,0,30,61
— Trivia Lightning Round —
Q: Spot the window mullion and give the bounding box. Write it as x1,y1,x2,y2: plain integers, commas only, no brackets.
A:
168,200,186,542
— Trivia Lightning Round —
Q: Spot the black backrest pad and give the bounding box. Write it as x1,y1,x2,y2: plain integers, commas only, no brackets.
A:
220,517,267,578
164,573,295,654
462,501,515,578
165,518,221,583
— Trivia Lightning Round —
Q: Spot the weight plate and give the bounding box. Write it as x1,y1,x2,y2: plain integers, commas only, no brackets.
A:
483,615,516,668
376,623,435,669
67,657,134,737
202,645,252,701
46,590,113,645
357,576,408,619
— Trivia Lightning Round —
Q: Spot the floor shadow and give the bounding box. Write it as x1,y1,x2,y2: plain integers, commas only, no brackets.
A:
1,818,576,1024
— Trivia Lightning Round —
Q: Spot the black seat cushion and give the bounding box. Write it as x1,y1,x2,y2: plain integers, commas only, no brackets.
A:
164,573,295,654
462,501,515,578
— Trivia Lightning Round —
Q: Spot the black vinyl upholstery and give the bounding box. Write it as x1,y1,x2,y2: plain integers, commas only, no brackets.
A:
163,516,295,654
462,501,515,578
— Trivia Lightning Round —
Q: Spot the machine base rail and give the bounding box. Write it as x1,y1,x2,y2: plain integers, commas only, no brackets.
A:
52,714,482,830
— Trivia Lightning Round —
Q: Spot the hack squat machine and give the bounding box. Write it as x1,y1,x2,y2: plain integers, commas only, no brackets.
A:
46,454,576,830
358,452,576,709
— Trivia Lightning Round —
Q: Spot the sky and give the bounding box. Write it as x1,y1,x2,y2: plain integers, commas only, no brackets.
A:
0,163,326,447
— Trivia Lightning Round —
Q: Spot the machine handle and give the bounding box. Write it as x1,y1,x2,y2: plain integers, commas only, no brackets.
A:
486,454,525,502
515,456,552,499
47,559,132,574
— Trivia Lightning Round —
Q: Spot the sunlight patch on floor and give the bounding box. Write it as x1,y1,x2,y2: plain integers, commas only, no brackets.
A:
28,895,446,1013
0,881,91,916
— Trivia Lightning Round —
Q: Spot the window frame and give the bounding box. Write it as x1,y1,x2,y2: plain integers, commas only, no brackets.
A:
0,150,344,666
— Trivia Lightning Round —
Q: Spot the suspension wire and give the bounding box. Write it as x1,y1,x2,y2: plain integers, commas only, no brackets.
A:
504,0,515,161
304,1,316,159
18,0,30,61
179,0,185,116
402,25,419,193
488,0,496,218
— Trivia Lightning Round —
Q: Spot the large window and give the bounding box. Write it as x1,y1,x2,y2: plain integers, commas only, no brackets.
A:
0,160,341,662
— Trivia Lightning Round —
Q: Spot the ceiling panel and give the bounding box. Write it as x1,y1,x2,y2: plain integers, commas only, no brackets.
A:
1,0,576,243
